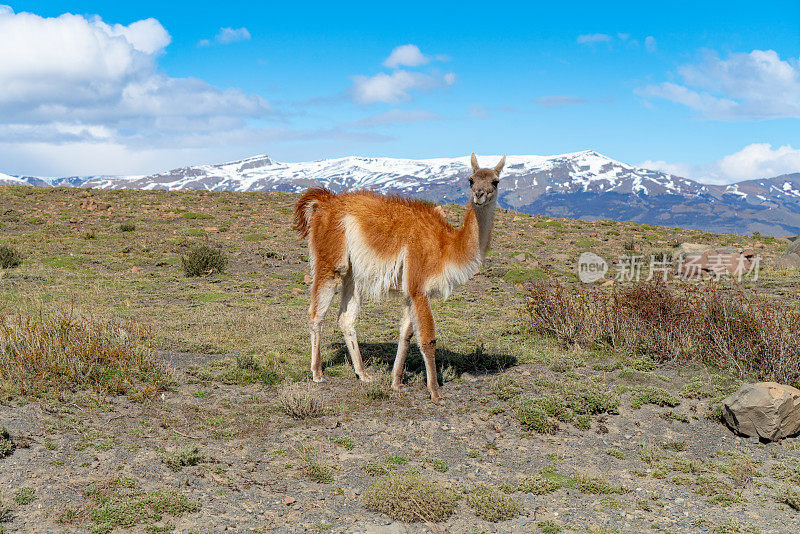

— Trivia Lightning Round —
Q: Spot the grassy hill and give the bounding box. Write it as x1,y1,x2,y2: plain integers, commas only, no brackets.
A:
0,185,799,533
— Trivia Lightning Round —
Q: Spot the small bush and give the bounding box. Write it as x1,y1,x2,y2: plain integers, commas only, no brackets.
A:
630,386,681,409
518,467,626,496
180,212,214,220
0,427,14,458
777,485,800,511
299,448,334,483
466,484,523,522
538,520,562,533
525,278,800,387
181,244,228,277
13,487,36,505
119,222,136,232
517,397,557,434
0,245,22,269
363,472,459,523
278,383,325,419
492,376,523,401
423,457,448,472
165,445,205,471
0,310,166,398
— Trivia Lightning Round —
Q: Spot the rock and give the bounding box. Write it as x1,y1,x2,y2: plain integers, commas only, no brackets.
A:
284,496,296,505
777,238,800,269
291,288,303,296
512,253,526,262
676,243,715,256
722,382,800,441
365,523,409,534
304,274,313,284
433,205,446,218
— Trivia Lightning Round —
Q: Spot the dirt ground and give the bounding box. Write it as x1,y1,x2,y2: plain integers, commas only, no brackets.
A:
1,186,800,533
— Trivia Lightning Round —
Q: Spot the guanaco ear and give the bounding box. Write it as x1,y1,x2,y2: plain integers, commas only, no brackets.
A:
470,152,480,172
494,155,506,176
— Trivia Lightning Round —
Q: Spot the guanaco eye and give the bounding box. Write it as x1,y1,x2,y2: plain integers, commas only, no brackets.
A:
492,180,499,186
468,178,474,186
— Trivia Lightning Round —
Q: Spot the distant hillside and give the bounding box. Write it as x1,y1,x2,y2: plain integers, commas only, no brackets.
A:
3,151,800,236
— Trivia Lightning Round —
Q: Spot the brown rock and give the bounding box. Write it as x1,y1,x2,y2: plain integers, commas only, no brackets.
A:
304,274,312,284
722,382,800,441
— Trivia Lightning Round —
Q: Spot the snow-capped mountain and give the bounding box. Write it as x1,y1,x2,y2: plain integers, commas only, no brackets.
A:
4,151,800,236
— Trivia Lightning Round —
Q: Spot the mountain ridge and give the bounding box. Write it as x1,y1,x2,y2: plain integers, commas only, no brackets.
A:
3,151,799,236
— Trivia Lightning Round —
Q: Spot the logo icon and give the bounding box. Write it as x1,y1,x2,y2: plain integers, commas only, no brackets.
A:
578,252,608,283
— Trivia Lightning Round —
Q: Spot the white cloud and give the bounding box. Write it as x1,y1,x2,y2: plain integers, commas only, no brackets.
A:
639,49,800,119
347,109,439,128
384,44,429,68
644,36,657,53
351,44,453,105
0,7,297,174
577,33,611,44
351,69,454,105
216,27,250,44
641,143,800,184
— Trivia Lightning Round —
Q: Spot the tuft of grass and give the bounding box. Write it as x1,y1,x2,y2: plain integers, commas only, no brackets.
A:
517,397,558,434
0,310,166,399
13,487,36,505
518,466,627,496
492,375,523,401
466,484,523,522
363,471,459,523
538,520,563,533
423,457,449,472
0,244,22,269
504,267,547,284
332,435,354,450
0,427,14,458
777,485,800,511
81,478,199,533
606,448,626,460
180,212,214,220
164,445,205,471
119,222,136,232
630,386,681,409
278,383,325,419
300,449,334,484
181,244,228,277
362,462,390,477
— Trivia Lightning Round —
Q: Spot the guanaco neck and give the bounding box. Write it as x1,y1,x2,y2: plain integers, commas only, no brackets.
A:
460,198,497,263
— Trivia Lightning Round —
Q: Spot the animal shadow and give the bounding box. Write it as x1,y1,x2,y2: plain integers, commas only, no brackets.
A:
326,341,516,381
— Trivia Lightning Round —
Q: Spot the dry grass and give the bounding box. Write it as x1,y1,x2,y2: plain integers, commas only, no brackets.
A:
363,471,459,523
0,309,167,398
0,244,22,269
526,278,800,387
466,484,523,522
278,383,325,419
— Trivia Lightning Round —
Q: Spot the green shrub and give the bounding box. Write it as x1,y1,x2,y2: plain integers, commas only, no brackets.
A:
181,244,228,277
119,222,136,232
165,445,205,471
0,244,22,269
517,397,557,434
363,472,459,522
466,484,523,522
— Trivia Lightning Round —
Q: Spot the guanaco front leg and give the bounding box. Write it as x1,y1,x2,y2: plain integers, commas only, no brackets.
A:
392,300,413,391
411,294,444,404
308,275,336,382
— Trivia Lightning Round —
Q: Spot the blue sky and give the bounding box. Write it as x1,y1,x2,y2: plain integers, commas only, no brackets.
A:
1,1,799,182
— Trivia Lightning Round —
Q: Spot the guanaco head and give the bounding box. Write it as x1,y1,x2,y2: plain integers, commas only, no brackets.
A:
469,153,506,207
